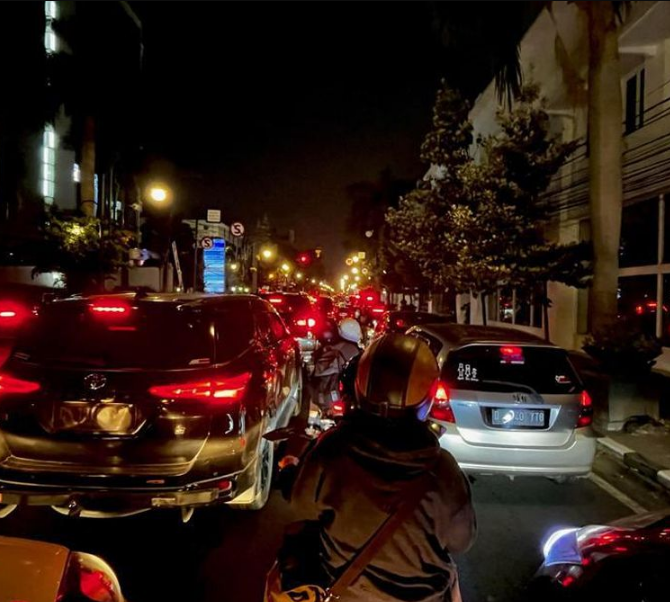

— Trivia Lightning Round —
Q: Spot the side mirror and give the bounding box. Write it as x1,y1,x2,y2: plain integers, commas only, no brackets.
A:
263,426,299,442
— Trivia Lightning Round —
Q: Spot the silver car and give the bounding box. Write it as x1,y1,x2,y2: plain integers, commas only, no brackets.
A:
407,324,596,478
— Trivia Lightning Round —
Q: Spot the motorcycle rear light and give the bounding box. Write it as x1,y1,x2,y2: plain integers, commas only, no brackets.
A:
0,373,40,396
429,380,455,423
332,399,346,417
149,372,251,402
577,390,593,427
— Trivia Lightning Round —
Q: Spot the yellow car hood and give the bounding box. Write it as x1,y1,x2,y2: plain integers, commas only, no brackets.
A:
0,536,69,602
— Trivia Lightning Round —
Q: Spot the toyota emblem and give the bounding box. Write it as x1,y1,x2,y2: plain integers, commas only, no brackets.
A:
84,373,107,391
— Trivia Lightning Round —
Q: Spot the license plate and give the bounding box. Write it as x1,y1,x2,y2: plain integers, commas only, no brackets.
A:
57,402,136,433
491,408,546,428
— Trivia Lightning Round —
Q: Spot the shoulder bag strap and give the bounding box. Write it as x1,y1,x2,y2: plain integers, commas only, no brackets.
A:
327,470,435,599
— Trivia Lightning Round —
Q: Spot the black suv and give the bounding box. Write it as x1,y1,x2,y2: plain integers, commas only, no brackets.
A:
0,293,302,518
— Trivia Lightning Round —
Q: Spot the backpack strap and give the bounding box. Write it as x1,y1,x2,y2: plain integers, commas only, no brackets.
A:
326,470,434,600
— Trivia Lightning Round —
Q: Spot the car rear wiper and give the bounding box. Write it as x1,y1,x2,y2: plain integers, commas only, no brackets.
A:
477,379,539,396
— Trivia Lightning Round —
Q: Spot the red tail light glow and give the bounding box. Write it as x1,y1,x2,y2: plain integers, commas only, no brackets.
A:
0,373,40,396
79,568,115,601
149,372,251,402
429,380,455,423
90,298,131,317
331,399,346,417
371,306,385,314
500,345,524,364
577,390,593,427
0,301,29,327
268,297,284,304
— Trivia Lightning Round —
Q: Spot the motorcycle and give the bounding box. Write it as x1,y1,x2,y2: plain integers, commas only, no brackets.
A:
526,509,670,601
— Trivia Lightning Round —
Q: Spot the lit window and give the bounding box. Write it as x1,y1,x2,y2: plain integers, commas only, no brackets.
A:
44,26,57,53
72,163,81,183
45,1,57,20
43,126,56,149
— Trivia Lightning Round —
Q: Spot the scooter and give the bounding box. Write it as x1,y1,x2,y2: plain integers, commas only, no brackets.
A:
526,509,670,601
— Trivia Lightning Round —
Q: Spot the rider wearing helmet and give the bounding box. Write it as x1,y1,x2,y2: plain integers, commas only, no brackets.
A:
311,317,362,412
285,334,476,601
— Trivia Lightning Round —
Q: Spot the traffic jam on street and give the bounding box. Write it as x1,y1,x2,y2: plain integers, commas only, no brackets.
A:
1,2,670,602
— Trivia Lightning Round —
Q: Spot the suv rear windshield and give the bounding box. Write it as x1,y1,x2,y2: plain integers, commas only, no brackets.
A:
444,344,581,395
262,294,312,318
12,302,252,370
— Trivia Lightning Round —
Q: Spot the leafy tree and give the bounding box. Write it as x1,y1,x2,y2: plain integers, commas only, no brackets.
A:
387,83,591,324
33,210,135,293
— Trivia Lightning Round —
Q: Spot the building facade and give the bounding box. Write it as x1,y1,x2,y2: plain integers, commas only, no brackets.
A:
468,1,670,368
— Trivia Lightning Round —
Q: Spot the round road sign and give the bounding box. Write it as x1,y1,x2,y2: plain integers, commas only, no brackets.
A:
231,222,245,237
200,237,214,249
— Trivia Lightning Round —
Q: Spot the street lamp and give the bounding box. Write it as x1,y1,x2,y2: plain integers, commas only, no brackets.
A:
261,247,274,261
281,262,291,273
351,267,359,275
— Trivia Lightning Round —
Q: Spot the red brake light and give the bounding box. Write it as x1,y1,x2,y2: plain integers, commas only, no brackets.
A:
295,318,307,327
371,306,385,314
332,399,346,416
268,297,284,304
79,568,116,601
366,296,374,302
429,380,455,423
90,298,131,317
307,317,316,328
0,301,29,327
0,373,40,396
149,372,251,402
499,345,524,364
578,390,593,427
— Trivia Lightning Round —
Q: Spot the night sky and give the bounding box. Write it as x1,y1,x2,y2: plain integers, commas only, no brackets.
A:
133,2,444,272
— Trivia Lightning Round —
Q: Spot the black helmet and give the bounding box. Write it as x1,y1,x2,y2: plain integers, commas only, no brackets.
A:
355,333,439,417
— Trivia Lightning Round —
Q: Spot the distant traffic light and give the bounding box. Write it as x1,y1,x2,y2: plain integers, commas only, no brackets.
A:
297,252,311,266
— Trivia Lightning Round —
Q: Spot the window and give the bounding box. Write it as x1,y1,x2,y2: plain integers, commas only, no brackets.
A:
618,275,657,337
42,125,57,204
267,313,288,341
620,199,658,267
625,68,645,134
255,312,278,345
444,345,580,394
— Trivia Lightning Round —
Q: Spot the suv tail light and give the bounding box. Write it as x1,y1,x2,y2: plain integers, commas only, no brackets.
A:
577,390,593,427
90,298,132,319
0,373,40,396
0,301,29,328
429,380,455,423
58,551,124,602
149,372,251,402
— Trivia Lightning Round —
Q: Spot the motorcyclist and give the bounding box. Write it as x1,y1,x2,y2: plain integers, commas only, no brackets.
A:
311,317,362,413
282,333,476,602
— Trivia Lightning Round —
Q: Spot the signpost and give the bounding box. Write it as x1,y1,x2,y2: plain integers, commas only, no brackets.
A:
206,209,221,223
203,238,226,294
200,236,214,249
231,222,245,237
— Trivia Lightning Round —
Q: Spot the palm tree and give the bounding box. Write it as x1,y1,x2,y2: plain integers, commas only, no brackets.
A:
432,1,628,332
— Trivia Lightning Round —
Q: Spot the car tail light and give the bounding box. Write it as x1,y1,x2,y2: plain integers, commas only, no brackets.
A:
59,552,124,602
90,298,132,317
268,296,284,305
371,306,385,314
0,301,29,328
499,345,524,364
149,372,251,402
429,380,455,423
0,373,40,396
577,390,593,427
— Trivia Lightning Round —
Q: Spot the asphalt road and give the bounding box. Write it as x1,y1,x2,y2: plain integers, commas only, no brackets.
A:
0,466,636,602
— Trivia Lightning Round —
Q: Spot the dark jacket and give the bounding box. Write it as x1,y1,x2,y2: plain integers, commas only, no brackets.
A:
290,412,476,602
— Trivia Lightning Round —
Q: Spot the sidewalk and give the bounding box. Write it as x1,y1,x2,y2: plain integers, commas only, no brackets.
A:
597,421,670,491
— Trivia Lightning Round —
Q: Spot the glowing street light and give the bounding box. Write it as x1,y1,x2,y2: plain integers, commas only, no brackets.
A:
147,184,171,205
281,262,291,273
352,255,360,264
351,267,359,275
229,262,239,272
296,272,303,280
342,274,349,281
261,247,275,261
354,275,361,282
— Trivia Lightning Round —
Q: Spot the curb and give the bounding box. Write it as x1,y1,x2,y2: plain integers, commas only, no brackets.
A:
597,437,670,492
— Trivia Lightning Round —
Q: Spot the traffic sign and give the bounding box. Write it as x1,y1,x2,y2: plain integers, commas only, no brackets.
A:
200,237,214,249
206,209,221,223
231,222,245,237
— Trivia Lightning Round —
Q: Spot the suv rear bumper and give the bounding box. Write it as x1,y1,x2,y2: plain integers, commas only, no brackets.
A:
0,462,256,512
437,424,597,477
